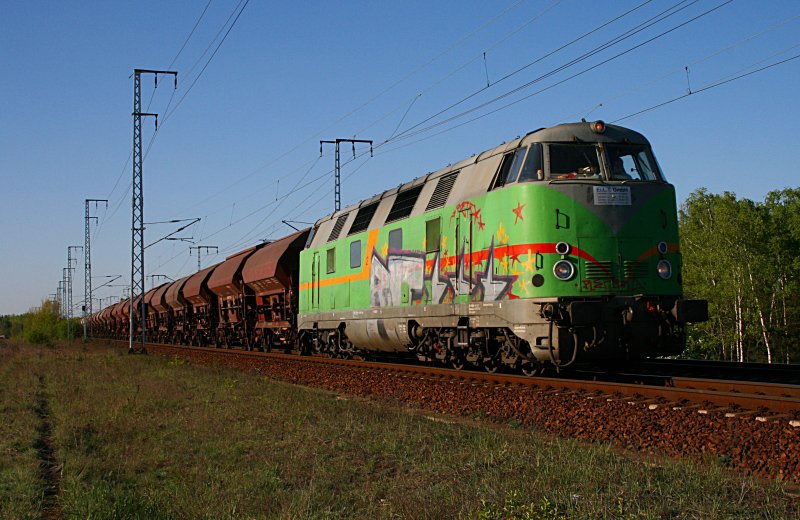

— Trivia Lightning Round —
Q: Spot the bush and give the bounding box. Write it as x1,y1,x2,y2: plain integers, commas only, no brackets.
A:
21,300,63,344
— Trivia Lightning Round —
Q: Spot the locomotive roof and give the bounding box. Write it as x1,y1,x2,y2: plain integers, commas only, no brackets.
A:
522,122,650,146
308,122,651,248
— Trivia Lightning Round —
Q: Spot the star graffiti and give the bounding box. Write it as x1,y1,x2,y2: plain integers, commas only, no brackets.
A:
521,249,536,272
425,242,517,303
450,200,486,230
447,244,471,296
512,201,526,224
471,239,517,301
425,251,455,304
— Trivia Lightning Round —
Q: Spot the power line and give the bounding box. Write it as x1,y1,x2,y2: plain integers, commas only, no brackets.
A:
148,0,637,245
164,0,550,219
162,0,250,125
151,1,664,252
612,52,800,123
560,14,800,123
101,0,622,235
381,0,731,147
168,0,214,70
387,0,660,144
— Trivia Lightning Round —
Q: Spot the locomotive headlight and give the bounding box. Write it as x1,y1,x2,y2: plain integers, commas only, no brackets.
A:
657,241,668,255
555,241,571,255
553,260,575,281
657,260,672,280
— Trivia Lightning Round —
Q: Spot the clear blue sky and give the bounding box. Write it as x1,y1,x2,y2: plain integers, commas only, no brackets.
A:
1,0,798,315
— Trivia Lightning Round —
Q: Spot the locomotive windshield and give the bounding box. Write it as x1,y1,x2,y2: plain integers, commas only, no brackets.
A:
548,143,663,182
549,144,602,180
605,144,661,181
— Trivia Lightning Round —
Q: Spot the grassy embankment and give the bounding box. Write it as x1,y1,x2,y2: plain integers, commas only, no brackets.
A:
0,340,796,519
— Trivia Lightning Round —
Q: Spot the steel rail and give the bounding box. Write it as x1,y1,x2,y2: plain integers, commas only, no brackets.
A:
107,340,800,416
626,358,800,381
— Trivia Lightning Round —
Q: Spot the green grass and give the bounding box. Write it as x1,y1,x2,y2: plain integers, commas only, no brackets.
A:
0,340,796,519
0,341,47,518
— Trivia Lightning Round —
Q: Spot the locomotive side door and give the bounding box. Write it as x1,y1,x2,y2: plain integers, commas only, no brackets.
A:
311,251,320,310
456,206,473,300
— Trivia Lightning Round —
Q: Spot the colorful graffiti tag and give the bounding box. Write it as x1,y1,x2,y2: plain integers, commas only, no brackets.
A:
369,249,426,307
369,239,517,307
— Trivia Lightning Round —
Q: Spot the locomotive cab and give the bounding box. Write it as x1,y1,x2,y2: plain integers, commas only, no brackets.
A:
501,121,708,364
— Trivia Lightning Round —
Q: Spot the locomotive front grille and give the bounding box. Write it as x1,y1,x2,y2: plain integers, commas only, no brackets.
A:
623,261,649,279
583,260,613,279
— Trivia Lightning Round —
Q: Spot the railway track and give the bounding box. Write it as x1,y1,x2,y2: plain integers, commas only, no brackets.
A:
619,358,800,385
115,339,800,420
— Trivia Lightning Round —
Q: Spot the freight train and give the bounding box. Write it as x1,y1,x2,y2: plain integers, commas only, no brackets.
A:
88,121,707,373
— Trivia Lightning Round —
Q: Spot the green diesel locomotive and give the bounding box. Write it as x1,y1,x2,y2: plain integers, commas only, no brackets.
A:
301,121,705,372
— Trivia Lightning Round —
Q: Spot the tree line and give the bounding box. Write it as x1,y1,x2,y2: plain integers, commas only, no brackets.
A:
680,187,800,363
0,299,77,344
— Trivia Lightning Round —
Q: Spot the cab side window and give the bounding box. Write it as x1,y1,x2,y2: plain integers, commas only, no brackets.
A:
491,146,527,189
517,144,544,182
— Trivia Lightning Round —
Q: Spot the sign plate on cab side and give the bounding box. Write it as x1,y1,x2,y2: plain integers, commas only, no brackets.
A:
593,186,631,205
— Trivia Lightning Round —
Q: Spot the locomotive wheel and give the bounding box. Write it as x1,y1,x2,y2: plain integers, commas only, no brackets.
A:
520,361,540,377
483,358,499,373
450,355,465,370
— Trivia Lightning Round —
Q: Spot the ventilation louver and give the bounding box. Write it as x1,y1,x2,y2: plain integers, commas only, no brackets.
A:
425,171,459,211
327,213,348,242
386,185,423,223
348,202,379,235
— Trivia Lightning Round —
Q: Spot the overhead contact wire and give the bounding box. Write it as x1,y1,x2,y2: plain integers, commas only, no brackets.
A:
381,0,730,147
612,52,800,122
